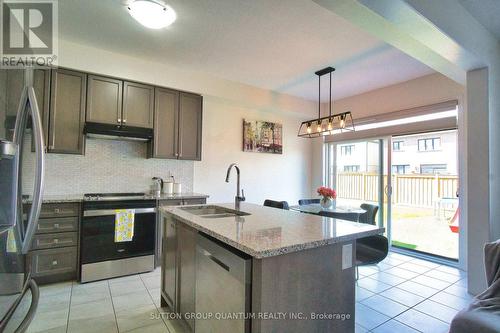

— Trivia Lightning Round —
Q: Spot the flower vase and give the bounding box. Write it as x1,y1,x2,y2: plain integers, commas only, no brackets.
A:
320,197,333,209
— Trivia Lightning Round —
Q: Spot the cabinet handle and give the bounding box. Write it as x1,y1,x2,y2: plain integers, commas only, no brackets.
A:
52,260,58,266
53,223,59,229
54,208,60,214
118,118,122,123
53,238,59,244
122,119,127,124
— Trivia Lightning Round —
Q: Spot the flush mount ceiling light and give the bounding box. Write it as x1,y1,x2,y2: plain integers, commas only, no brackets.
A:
297,67,355,138
128,0,176,29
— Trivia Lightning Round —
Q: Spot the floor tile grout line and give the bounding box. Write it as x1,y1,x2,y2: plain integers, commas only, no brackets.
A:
107,280,120,333
140,273,172,333
65,281,74,333
370,307,424,333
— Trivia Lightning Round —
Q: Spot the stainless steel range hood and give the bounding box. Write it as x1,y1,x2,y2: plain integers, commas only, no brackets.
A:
84,122,153,142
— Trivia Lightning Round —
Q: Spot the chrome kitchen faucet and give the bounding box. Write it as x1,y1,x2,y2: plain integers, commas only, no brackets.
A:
225,163,245,210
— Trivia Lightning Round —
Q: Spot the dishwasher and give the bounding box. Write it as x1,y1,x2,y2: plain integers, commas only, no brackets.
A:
195,234,252,333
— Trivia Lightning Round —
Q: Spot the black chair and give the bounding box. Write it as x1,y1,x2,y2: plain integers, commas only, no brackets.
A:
358,203,379,225
318,210,359,222
263,199,289,210
298,198,321,205
355,203,388,279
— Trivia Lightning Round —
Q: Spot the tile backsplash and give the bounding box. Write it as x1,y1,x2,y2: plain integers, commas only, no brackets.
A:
22,137,194,195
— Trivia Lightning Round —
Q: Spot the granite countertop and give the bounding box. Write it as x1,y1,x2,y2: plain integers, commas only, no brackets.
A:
22,194,84,204
153,193,209,200
161,202,385,259
22,192,209,204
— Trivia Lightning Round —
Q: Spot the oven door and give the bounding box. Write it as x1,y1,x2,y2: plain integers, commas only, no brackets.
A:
81,206,156,264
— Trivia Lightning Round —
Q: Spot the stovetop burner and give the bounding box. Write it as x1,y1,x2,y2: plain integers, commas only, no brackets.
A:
83,192,147,201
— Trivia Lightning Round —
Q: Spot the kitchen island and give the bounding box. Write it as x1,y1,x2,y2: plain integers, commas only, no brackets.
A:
160,203,384,333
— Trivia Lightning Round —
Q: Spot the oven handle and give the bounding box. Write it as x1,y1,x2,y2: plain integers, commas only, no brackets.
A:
83,208,156,217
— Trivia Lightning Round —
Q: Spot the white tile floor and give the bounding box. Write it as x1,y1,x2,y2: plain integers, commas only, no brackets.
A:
355,252,470,333
25,251,471,333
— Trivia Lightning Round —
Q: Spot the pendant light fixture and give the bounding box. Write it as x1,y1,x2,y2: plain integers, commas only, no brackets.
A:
298,67,355,138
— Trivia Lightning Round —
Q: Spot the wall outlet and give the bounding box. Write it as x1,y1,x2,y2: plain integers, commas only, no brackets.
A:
342,243,353,270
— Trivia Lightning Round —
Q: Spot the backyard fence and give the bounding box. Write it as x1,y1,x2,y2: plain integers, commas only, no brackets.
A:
336,172,459,208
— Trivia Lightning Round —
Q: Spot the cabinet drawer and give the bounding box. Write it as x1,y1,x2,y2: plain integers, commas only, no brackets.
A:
31,232,78,250
183,198,206,205
40,203,80,218
28,247,77,277
37,217,78,234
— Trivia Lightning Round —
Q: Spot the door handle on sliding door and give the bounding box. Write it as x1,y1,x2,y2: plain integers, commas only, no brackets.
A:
384,185,393,196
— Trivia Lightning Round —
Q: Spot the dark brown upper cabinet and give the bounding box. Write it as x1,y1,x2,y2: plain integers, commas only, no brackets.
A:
86,75,154,129
48,69,87,154
123,81,154,128
86,75,123,126
178,92,202,161
1,69,50,144
150,87,179,159
149,90,202,161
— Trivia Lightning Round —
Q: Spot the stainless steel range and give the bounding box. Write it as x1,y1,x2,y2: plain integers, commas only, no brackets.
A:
80,193,156,283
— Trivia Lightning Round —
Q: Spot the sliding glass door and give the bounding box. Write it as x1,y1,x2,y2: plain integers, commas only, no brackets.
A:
389,130,459,260
325,138,387,228
325,129,459,261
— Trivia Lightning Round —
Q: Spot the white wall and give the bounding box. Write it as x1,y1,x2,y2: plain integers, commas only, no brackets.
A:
195,96,312,204
48,39,316,203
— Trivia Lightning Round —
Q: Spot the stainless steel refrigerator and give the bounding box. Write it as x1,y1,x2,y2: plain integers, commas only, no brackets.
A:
0,68,45,332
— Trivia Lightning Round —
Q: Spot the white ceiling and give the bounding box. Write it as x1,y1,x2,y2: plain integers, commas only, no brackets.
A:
58,0,434,102
459,0,500,41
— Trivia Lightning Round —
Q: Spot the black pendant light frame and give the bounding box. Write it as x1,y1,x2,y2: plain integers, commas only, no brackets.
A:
297,67,355,138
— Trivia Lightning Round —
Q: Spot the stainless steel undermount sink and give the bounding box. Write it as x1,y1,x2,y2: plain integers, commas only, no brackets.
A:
180,205,251,218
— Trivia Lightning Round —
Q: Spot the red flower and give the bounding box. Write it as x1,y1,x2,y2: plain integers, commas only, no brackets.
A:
317,186,337,199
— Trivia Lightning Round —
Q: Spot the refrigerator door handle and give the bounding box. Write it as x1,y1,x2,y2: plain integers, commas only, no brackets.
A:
13,69,46,254
0,276,39,333
14,279,40,333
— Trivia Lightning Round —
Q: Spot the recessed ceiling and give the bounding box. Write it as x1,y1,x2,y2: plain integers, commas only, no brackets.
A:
458,0,500,41
58,0,434,101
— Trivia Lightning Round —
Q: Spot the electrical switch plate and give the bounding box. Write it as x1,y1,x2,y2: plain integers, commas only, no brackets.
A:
342,243,353,270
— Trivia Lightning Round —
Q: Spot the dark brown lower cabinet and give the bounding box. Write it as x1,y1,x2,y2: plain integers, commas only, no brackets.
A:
161,215,197,332
26,202,80,284
177,223,197,331
48,69,87,154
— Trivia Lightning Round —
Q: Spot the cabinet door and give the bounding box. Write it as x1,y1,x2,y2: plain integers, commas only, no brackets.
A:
86,75,122,125
178,93,202,161
123,81,154,128
0,69,49,144
48,69,86,154
33,69,51,148
162,215,177,310
178,223,197,331
151,87,179,159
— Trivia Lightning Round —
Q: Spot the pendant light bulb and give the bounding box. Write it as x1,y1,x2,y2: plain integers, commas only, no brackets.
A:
327,118,333,131
339,115,346,129
316,121,322,132
306,122,312,134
